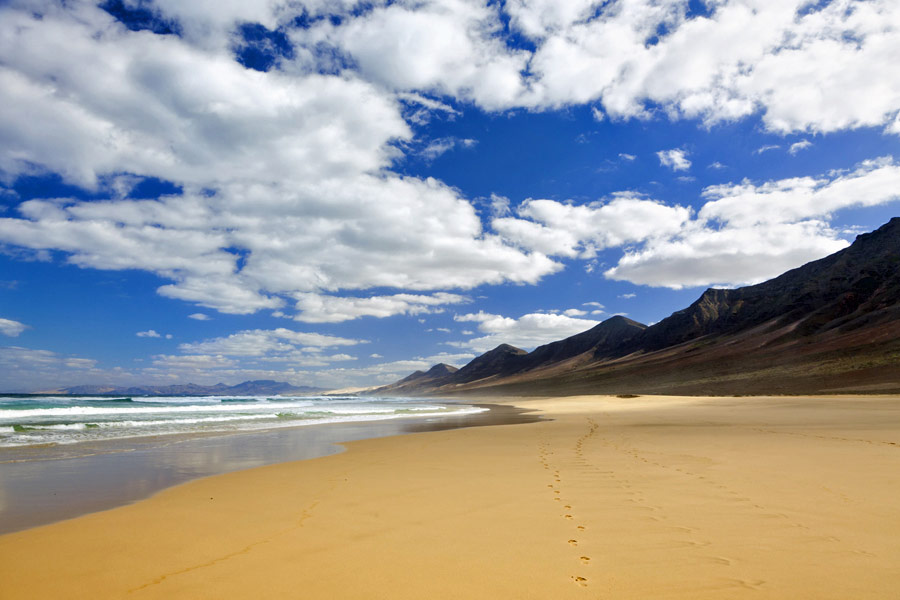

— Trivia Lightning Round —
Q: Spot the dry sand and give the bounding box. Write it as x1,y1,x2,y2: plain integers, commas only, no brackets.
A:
1,394,898,598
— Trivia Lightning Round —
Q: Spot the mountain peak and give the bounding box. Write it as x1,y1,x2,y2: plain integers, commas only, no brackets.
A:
426,363,459,376
488,343,528,355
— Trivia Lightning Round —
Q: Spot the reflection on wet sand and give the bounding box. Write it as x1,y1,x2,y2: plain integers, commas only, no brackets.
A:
0,403,537,534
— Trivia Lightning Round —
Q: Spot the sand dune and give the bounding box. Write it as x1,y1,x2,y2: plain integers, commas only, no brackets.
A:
1,394,898,598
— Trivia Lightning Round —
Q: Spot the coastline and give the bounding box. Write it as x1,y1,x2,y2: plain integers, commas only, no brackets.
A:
0,402,538,535
1,394,898,598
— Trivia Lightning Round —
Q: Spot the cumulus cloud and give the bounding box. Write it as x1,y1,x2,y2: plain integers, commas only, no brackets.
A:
293,292,469,323
605,220,848,289
451,310,600,352
0,6,408,188
188,313,211,320
0,317,28,337
136,330,162,338
513,0,900,133
293,0,530,110
0,3,558,319
493,193,691,258
179,328,363,357
699,156,900,227
1,1,899,326
606,157,900,288
657,149,692,172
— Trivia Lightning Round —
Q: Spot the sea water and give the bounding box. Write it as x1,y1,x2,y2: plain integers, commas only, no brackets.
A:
0,394,486,448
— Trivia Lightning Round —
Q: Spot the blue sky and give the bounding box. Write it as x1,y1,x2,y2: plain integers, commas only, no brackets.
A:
1,0,899,391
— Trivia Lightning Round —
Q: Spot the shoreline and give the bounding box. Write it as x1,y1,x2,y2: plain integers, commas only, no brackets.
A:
1,394,898,598
0,402,538,535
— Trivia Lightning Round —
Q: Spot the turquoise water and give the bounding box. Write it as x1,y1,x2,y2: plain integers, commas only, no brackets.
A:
0,395,484,448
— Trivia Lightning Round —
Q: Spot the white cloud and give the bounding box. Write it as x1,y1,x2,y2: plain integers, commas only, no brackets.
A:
0,317,28,337
451,310,600,353
1,1,898,330
0,6,409,189
591,106,605,122
605,220,848,289
789,139,813,155
0,345,101,391
421,137,478,160
605,157,900,288
699,156,900,228
619,293,636,299
755,144,781,154
179,328,364,357
657,148,692,172
0,4,558,318
295,1,529,110
515,0,900,133
708,161,727,170
188,313,211,321
618,153,636,161
293,292,469,323
494,193,691,258
136,330,162,338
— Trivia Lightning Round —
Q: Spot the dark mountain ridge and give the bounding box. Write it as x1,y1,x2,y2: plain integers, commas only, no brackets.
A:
626,218,900,354
377,217,900,396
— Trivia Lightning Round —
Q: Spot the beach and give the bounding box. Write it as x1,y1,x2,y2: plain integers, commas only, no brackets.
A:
1,394,898,598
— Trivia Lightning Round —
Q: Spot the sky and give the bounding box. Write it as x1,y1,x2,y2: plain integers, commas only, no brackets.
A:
1,0,899,392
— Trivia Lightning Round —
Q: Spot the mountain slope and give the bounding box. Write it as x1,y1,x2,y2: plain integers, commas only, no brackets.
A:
374,363,460,395
381,217,900,396
626,218,900,354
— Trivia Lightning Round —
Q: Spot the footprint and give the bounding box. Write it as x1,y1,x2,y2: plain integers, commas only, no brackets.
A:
568,539,578,546
564,505,572,509
576,526,586,531
580,556,591,564
571,576,588,587
564,514,573,520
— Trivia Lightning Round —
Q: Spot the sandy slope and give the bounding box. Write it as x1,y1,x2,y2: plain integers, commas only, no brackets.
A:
1,395,898,598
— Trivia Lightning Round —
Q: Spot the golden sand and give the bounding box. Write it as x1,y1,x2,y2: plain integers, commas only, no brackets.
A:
1,395,898,598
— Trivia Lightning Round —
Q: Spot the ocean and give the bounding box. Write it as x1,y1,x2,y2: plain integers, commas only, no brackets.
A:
0,394,486,448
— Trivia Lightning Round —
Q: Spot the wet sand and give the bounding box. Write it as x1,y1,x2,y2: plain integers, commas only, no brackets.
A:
0,403,537,534
1,395,898,598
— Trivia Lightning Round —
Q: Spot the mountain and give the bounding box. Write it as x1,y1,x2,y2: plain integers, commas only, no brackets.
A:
375,363,459,395
452,344,528,383
377,217,900,396
58,380,323,397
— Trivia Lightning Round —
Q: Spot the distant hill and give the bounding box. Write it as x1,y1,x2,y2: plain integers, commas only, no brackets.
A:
374,217,900,396
58,380,323,397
